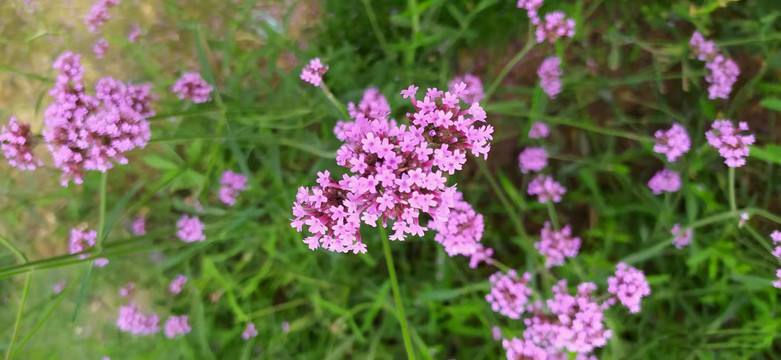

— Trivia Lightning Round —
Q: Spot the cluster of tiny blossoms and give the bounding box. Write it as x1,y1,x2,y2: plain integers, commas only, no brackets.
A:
429,191,490,261
116,302,160,335
771,231,781,288
168,274,188,294
44,52,154,186
171,72,213,104
705,119,755,168
448,74,485,104
536,222,581,268
85,0,120,32
517,1,576,43
518,147,548,174
607,263,652,314
176,215,205,243
528,175,566,203
647,168,681,195
300,58,329,87
164,315,191,338
671,223,692,249
0,116,43,170
538,57,562,99
653,123,690,162
528,121,550,139
218,170,248,206
485,270,532,319
690,31,740,99
291,81,493,253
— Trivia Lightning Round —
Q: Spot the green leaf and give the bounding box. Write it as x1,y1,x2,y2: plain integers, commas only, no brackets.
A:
759,98,781,112
750,144,781,165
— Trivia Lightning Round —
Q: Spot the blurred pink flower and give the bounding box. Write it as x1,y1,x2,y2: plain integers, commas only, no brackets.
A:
647,168,681,195
607,263,651,314
300,58,328,87
1,116,42,170
538,57,562,99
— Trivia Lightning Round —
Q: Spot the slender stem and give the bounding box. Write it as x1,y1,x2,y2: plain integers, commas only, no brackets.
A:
379,225,416,360
546,201,560,230
6,271,32,360
319,83,349,120
0,235,27,263
728,167,737,213
96,171,108,251
484,31,535,101
405,0,420,69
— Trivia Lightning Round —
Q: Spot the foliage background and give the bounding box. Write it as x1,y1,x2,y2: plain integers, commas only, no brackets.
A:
1,0,781,358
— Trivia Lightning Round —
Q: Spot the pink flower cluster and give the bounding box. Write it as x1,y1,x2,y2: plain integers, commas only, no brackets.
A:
117,302,160,336
689,31,740,99
538,57,562,99
85,0,120,32
486,270,532,319
1,116,42,170
69,228,97,259
291,84,493,253
176,215,205,242
430,191,488,259
607,262,651,314
218,170,248,206
127,24,142,43
164,315,191,338
168,274,188,295
536,222,581,268
300,58,328,87
518,147,548,174
528,175,566,203
338,88,391,135
528,121,549,139
647,168,681,195
131,214,146,235
653,123,690,162
44,52,154,186
448,74,485,104
242,323,258,340
771,231,781,288
705,119,755,168
671,223,692,249
171,72,213,104
94,38,109,59
118,282,135,297
517,2,575,44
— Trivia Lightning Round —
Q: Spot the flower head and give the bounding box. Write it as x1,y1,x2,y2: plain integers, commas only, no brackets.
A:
528,175,566,203
486,270,532,319
536,222,581,268
647,168,681,195
430,191,485,257
671,224,692,249
69,228,97,259
127,24,141,43
168,274,188,295
773,269,781,289
164,315,191,338
518,147,548,174
1,116,42,170
118,282,135,297
172,72,213,104
448,74,485,104
93,258,109,267
705,119,755,168
528,121,549,139
93,38,109,59
242,323,258,340
85,0,120,32
53,282,66,294
771,230,781,258
689,31,719,61
536,11,576,43
469,244,494,269
117,302,160,336
538,57,562,99
607,263,651,314
705,55,739,99
300,58,328,87
131,214,146,235
653,123,690,162
176,215,205,242
218,170,248,206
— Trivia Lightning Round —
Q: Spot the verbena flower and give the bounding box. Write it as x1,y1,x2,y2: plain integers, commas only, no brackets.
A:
536,222,581,268
93,38,109,59
773,269,781,289
93,258,109,267
53,282,65,294
337,88,391,141
485,270,532,319
448,74,485,104
689,31,718,61
44,52,154,186
242,323,258,340
528,175,566,203
492,326,502,341
171,72,213,104
516,0,543,24
528,121,549,139
131,214,146,235
705,55,740,99
468,244,494,268
291,83,493,253
218,170,248,206
671,224,692,249
738,212,749,228
538,57,562,99
69,228,97,259
607,263,651,314
300,58,328,87
535,11,576,43
127,24,141,43
85,0,120,32
1,116,42,170
705,119,755,168
653,123,690,162
647,168,681,195
117,302,160,335
281,321,291,333
168,274,188,295
518,147,548,174
118,282,135,297
176,215,205,242
771,230,781,258
164,315,191,338
430,191,486,257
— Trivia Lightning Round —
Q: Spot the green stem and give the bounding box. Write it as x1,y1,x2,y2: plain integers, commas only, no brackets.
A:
96,171,108,251
405,0,420,69
6,271,32,360
546,201,560,230
728,167,737,213
319,83,349,120
0,235,28,263
379,225,416,360
484,31,535,101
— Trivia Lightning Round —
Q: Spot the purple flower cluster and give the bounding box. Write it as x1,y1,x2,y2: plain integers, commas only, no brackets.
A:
516,0,543,24
430,191,488,258
300,58,328,87
468,244,494,269
339,88,391,136
242,323,258,340
771,231,781,288
647,168,681,195
131,214,146,235
607,262,651,314
94,38,109,59
69,228,97,259
85,0,120,32
485,270,532,319
536,222,581,268
218,170,248,206
528,175,566,203
517,1,575,44
171,72,213,104
653,123,690,162
671,223,692,249
176,215,205,242
705,119,755,168
118,282,135,297
528,121,549,139
117,302,160,336
127,24,142,43
538,57,562,99
1,116,42,170
689,32,740,99
448,74,485,104
518,147,548,174
168,274,188,295
164,315,191,338
291,83,493,253
44,52,154,186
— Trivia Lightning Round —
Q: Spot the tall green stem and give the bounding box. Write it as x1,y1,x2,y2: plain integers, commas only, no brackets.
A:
546,201,560,230
96,171,108,251
6,271,32,360
379,225,416,360
484,31,535,101
728,167,736,212
319,83,349,120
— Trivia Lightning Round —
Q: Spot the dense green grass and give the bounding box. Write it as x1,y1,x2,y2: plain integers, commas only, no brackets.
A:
1,0,781,358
